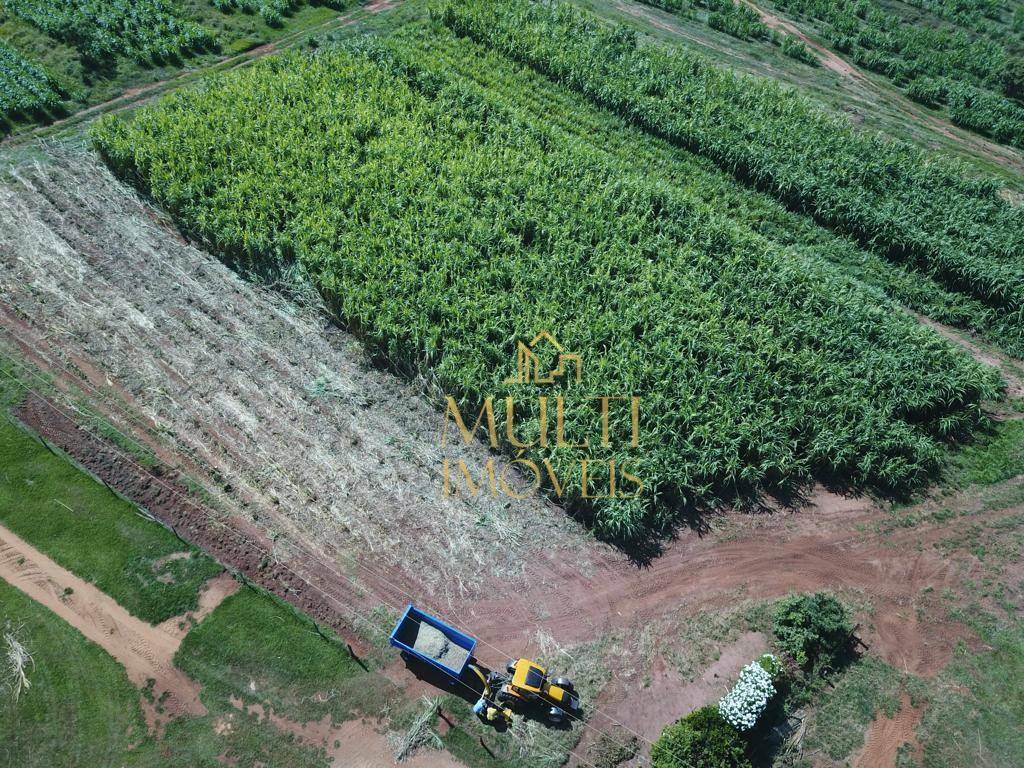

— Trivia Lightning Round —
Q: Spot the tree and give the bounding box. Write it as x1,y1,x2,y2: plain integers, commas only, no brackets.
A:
651,706,750,768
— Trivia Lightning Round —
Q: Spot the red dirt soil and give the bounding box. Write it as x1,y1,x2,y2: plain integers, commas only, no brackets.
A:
0,523,209,729
852,693,925,768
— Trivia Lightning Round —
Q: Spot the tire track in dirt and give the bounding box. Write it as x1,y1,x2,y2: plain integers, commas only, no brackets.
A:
852,693,924,768
0,523,207,726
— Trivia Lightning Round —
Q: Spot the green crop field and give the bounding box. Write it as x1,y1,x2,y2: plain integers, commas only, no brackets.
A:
768,0,1024,148
437,0,1024,328
0,40,61,119
92,17,1003,539
3,0,216,65
0,0,360,135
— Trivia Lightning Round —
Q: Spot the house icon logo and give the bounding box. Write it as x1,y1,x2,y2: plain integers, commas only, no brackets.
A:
504,331,582,385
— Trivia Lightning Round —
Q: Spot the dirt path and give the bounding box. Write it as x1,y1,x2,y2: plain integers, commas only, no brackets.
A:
157,571,241,641
852,694,924,768
0,522,206,723
739,0,855,77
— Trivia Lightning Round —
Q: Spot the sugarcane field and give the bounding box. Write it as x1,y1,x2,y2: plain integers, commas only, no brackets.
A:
0,1,1022,767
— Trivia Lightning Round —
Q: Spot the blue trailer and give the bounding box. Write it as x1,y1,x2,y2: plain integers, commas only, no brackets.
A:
389,604,477,679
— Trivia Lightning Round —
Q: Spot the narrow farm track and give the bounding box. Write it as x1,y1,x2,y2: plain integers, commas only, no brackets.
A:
618,0,1024,176
0,522,208,725
852,694,924,768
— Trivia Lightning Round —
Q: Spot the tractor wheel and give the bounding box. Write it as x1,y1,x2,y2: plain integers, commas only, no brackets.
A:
551,677,574,691
506,659,517,675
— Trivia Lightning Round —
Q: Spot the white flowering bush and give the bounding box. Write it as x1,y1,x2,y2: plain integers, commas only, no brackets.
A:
718,656,777,731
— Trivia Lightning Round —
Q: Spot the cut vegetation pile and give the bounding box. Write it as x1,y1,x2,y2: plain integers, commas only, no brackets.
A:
436,0,1024,327
409,622,469,672
93,30,999,538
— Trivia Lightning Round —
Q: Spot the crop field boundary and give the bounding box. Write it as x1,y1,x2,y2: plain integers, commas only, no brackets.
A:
0,0,398,150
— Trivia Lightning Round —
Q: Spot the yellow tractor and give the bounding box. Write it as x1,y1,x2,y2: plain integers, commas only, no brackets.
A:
498,658,581,723
469,658,580,726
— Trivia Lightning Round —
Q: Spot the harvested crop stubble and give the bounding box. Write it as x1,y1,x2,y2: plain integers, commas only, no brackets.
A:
435,0,1024,325
93,40,998,538
410,623,470,671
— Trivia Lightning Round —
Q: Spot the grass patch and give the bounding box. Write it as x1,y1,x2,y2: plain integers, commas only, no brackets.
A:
0,578,147,767
0,416,221,624
0,578,334,767
916,618,1024,767
175,585,389,724
944,419,1024,488
802,655,904,761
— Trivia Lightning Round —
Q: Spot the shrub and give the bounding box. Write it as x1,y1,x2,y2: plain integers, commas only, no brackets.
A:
772,593,854,673
756,652,784,680
718,658,777,731
779,34,818,66
651,706,750,768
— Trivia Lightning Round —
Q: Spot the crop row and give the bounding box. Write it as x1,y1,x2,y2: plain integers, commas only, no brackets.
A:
93,39,998,538
636,0,818,65
211,0,349,27
436,0,1024,323
4,0,215,64
0,42,62,118
384,19,1021,355
770,0,1024,143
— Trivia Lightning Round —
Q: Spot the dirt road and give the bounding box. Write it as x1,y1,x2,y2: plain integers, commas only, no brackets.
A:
0,522,208,723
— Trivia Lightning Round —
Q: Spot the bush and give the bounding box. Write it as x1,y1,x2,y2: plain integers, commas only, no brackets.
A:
773,593,854,673
651,706,750,768
719,658,777,731
1000,59,1024,101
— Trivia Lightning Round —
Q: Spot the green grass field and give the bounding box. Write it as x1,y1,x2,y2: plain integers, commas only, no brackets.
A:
916,613,1024,768
0,416,221,624
176,585,387,723
0,578,148,767
0,577,340,767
